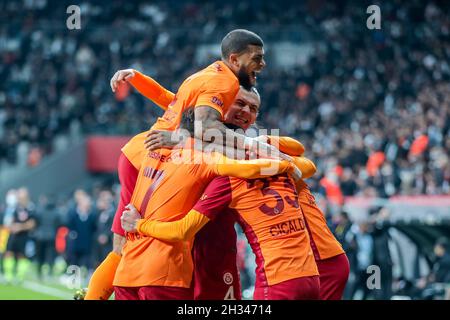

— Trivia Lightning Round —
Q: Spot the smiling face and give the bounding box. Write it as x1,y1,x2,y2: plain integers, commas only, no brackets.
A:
235,45,265,89
224,87,260,130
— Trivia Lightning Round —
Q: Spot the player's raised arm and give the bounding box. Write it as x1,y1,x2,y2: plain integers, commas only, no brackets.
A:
194,106,293,161
110,69,175,110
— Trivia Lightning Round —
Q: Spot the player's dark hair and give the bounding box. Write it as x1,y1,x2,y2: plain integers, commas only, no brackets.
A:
248,86,260,100
221,29,264,60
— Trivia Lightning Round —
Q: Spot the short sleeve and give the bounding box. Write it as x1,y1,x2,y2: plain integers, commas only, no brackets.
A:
193,176,233,220
194,76,239,119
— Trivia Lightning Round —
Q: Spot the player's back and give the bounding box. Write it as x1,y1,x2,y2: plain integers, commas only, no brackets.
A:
114,148,218,288
228,174,319,287
151,61,239,132
296,180,344,260
121,61,239,170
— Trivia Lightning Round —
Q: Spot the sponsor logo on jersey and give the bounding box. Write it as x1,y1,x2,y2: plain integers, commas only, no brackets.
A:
211,96,224,108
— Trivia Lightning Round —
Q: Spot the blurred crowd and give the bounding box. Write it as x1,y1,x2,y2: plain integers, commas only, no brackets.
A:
0,186,116,285
1,186,449,299
1,0,449,198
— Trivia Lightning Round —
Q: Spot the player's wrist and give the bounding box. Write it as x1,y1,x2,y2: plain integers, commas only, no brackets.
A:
135,219,146,234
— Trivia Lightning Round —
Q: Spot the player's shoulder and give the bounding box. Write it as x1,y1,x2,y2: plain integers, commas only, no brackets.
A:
207,61,237,81
200,176,233,200
197,61,238,85
204,175,233,192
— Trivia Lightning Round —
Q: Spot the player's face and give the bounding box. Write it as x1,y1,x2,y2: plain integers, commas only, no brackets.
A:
224,88,260,130
236,45,265,89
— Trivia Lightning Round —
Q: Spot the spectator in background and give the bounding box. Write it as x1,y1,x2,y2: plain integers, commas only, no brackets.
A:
332,210,357,299
65,191,97,279
34,194,62,280
348,221,374,300
1,1,449,198
2,188,36,284
431,238,450,285
370,206,393,300
0,189,19,278
413,237,450,299
92,190,115,267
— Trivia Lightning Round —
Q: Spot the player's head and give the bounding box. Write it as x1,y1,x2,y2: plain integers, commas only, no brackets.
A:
224,86,260,130
221,29,265,90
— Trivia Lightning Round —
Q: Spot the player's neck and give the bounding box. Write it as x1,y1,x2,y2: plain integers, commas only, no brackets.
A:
221,59,238,77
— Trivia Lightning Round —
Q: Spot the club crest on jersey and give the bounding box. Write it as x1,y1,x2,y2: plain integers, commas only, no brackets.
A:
223,272,233,285
200,194,208,201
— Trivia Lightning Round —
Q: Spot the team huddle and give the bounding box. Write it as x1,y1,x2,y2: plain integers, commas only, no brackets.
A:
84,29,350,300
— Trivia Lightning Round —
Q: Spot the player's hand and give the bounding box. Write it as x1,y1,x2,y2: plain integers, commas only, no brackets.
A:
121,204,141,233
110,69,135,92
145,130,181,150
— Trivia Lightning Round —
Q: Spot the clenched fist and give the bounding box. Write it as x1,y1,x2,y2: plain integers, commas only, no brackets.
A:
120,203,141,233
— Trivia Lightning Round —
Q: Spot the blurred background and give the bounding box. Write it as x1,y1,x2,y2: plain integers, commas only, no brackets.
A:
0,0,449,300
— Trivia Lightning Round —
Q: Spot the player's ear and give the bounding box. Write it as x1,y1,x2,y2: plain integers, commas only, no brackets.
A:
228,52,241,68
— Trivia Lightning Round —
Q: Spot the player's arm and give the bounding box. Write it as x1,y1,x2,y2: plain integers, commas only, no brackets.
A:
195,106,290,161
292,156,317,180
193,77,292,161
110,69,175,110
214,154,301,180
138,209,209,242
121,176,231,241
264,136,305,156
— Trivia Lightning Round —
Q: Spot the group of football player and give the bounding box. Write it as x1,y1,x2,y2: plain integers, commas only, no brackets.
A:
84,29,350,300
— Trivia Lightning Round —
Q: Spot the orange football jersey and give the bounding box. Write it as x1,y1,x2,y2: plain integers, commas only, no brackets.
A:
193,175,319,287
296,180,345,260
122,61,239,170
114,144,295,287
